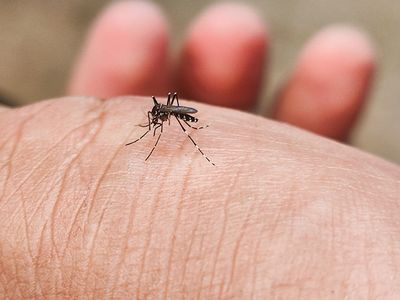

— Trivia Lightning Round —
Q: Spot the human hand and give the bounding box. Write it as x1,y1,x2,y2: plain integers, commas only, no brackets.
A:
1,95,399,298
68,1,374,141
1,1,398,299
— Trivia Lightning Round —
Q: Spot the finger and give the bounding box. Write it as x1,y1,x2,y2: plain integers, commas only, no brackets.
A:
272,25,375,141
68,0,170,98
177,3,268,110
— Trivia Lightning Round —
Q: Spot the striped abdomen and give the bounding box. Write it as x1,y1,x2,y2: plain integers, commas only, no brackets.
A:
176,113,198,123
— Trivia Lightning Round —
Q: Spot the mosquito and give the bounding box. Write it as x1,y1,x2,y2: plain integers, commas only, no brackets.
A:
126,92,215,166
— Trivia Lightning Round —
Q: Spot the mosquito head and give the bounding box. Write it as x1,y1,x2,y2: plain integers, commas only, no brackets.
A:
151,105,159,116
150,96,162,120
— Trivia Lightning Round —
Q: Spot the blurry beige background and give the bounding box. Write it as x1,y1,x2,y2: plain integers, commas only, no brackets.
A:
0,0,398,163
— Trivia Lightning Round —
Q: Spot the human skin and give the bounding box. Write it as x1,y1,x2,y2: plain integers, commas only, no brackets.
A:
0,96,399,298
1,1,399,298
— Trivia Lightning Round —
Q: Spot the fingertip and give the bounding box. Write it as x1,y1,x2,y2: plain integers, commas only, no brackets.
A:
309,25,374,61
68,0,170,97
273,24,375,140
178,2,268,110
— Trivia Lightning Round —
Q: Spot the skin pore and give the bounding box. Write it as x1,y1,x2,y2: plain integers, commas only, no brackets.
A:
1,1,399,298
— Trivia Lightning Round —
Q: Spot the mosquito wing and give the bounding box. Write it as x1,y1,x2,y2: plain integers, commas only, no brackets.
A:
163,105,198,114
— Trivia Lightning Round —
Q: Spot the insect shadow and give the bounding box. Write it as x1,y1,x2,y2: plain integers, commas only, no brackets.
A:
126,92,215,166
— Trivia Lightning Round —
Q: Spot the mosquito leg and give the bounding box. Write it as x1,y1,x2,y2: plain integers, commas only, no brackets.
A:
126,113,154,145
138,111,152,129
126,128,151,146
169,92,180,106
152,96,159,107
166,92,172,106
147,111,151,130
154,122,164,136
175,116,215,166
169,92,175,105
145,123,163,161
174,92,180,106
183,119,209,130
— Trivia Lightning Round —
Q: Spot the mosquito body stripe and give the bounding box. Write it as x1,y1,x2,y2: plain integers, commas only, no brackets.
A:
182,119,208,130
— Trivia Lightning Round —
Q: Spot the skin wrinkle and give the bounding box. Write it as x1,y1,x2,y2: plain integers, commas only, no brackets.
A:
0,130,21,211
262,182,303,296
181,199,210,297
330,195,337,286
0,246,12,298
289,136,399,182
60,185,92,261
1,102,78,298
205,183,229,297
61,186,90,271
111,180,146,298
248,116,285,297
19,188,40,296
325,164,400,185
163,163,192,298
195,229,208,298
49,112,106,297
5,114,107,231
279,190,373,297
61,102,138,265
35,220,48,298
187,220,209,292
0,129,19,164
223,196,257,297
180,189,203,287
364,213,400,296
55,99,134,296
250,208,275,298
105,104,172,295
5,98,104,298
0,112,33,205
0,100,53,155
136,161,171,298
360,230,373,299
0,237,17,290
50,111,105,257
107,168,141,297
81,127,129,296
196,273,204,300
11,251,25,299
101,186,136,297
0,103,102,212
206,162,243,297
37,117,101,294
1,113,106,297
